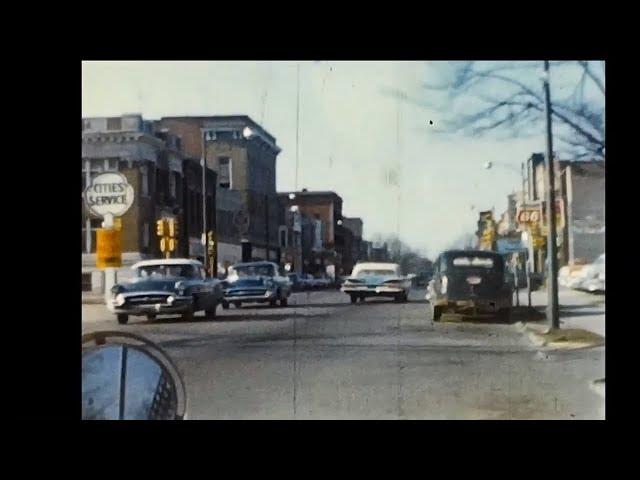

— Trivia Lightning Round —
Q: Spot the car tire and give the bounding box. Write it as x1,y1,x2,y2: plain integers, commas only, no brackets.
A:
117,314,129,325
394,295,402,303
270,296,278,307
359,296,366,302
234,302,242,308
403,292,409,303
182,308,194,321
222,300,229,310
205,305,217,320
431,304,442,322
350,294,357,304
280,296,288,307
146,314,156,322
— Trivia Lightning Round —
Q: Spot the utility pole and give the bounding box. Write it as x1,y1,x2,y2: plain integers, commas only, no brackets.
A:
543,60,560,330
201,130,208,274
295,62,300,191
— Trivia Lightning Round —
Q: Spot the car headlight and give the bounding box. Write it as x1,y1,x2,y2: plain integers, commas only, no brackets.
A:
114,294,125,306
167,296,175,305
441,275,448,294
264,290,273,297
111,285,123,296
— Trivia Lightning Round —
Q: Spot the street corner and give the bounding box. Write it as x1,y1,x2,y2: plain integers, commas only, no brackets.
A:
527,327,605,350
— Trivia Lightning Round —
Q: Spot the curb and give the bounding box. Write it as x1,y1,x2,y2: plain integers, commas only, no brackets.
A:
526,327,605,350
82,297,106,305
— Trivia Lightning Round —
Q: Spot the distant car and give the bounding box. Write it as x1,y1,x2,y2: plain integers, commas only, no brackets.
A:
222,261,292,308
299,274,316,290
107,259,224,325
314,276,332,289
427,250,512,322
341,262,411,303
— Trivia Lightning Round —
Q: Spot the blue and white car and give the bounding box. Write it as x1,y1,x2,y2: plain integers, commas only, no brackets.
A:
341,262,413,303
107,259,224,324
222,261,292,308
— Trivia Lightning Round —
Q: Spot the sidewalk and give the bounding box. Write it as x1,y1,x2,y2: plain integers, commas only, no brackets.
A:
514,285,605,338
82,291,105,305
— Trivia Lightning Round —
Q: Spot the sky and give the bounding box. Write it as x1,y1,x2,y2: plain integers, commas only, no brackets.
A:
82,61,548,259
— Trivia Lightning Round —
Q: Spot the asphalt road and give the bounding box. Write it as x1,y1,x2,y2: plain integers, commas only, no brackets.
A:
82,288,604,419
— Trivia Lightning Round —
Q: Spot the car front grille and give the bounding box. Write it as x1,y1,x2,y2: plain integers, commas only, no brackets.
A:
125,295,170,305
228,289,266,297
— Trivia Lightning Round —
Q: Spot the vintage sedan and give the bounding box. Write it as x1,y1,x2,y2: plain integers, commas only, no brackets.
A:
427,250,512,322
341,262,412,303
107,259,224,324
222,261,292,308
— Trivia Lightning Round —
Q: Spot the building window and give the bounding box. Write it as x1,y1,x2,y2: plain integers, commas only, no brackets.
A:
107,117,122,131
280,227,288,248
141,166,149,197
218,157,231,189
104,158,118,171
169,172,177,198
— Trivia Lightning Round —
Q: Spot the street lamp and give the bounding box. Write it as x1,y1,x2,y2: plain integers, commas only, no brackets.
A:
201,129,217,275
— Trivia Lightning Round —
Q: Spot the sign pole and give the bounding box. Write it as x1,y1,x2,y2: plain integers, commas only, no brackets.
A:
543,60,560,330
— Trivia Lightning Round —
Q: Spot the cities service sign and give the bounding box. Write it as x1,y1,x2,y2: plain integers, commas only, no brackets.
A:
84,172,134,219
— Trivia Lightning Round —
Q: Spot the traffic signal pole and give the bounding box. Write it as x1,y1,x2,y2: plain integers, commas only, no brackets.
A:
543,60,560,330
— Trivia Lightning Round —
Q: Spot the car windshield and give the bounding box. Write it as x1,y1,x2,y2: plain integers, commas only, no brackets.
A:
356,269,397,277
451,257,495,268
83,60,605,420
230,265,274,278
136,264,197,278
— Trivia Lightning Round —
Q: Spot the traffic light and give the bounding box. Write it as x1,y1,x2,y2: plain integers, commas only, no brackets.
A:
156,219,168,237
168,218,179,238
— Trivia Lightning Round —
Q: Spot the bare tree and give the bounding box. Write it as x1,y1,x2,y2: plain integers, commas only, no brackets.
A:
382,61,605,159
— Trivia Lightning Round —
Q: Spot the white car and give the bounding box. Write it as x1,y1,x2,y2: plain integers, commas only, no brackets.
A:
341,262,413,303
575,254,605,293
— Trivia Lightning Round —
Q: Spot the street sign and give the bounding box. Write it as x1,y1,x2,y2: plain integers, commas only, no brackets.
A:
96,228,122,268
517,202,542,226
84,172,134,219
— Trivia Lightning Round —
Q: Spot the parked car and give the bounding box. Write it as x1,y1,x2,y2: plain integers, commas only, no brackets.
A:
570,254,605,293
107,259,224,325
314,275,333,289
341,262,412,303
427,250,512,322
299,273,316,290
222,261,292,308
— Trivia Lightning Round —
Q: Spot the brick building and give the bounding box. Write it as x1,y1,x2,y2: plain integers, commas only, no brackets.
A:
82,114,217,290
157,116,281,263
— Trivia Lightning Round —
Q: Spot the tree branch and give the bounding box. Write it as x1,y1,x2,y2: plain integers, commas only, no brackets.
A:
578,61,606,95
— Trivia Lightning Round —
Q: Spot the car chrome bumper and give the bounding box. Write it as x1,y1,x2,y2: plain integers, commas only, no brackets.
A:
107,296,193,315
433,297,511,313
342,286,405,296
224,292,276,303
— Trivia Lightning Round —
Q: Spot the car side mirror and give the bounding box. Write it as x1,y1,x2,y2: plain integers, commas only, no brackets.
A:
82,331,186,420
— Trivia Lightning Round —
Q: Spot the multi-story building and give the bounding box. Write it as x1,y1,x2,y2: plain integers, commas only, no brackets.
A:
82,114,217,289
278,190,345,275
157,116,281,264
526,153,605,268
343,217,364,266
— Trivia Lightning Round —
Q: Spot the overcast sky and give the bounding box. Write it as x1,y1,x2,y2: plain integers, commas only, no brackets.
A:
82,61,547,258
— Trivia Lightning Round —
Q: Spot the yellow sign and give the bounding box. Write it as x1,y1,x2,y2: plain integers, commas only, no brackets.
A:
96,228,122,268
